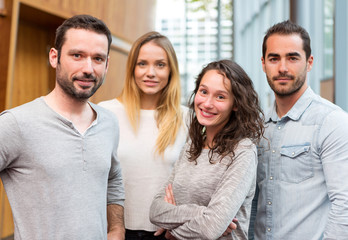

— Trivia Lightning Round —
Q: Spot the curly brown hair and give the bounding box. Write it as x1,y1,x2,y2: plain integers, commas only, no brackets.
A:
187,60,264,165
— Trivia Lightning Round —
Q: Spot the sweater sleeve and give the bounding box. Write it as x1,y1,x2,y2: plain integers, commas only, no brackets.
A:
149,147,206,229
107,115,125,206
150,143,257,240
0,111,23,171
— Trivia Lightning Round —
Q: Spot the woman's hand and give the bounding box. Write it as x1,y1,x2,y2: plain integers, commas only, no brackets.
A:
164,184,176,205
221,218,238,236
154,184,177,239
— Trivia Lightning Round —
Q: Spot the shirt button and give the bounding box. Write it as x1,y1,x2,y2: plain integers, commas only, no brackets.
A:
270,176,273,180
267,228,271,232
272,150,276,153
292,152,295,156
278,126,281,130
268,201,272,205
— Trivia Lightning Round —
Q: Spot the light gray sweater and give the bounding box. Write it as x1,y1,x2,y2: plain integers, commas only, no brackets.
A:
0,97,124,240
150,139,257,240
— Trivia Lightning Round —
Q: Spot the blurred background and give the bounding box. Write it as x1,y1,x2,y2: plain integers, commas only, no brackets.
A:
0,0,347,239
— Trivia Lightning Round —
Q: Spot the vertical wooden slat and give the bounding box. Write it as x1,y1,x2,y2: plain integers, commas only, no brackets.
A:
0,0,13,112
5,0,20,109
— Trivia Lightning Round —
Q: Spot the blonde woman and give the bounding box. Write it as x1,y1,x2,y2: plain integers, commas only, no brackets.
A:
99,32,188,240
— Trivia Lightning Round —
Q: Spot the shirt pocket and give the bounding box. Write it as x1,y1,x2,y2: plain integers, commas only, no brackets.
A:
280,143,313,183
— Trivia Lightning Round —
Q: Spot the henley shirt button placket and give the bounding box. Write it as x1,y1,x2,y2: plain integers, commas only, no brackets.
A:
82,138,87,171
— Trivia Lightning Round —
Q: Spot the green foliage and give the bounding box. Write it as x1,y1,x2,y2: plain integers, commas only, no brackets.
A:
186,0,232,19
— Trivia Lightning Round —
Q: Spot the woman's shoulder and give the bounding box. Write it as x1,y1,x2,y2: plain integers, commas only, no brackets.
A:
98,99,126,117
180,104,189,111
237,138,254,147
180,105,191,126
98,98,120,107
98,98,124,110
234,138,257,155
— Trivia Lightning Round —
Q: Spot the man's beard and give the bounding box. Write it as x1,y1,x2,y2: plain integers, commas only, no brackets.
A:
267,69,307,97
56,69,104,101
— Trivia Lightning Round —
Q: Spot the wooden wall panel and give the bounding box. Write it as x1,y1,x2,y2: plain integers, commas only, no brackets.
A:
320,78,334,103
0,182,14,238
18,0,157,42
0,0,13,112
11,20,53,107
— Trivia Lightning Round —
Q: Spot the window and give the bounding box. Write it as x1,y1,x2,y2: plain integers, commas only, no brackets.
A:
156,0,233,103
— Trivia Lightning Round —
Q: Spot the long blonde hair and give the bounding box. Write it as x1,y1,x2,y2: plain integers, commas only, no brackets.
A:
117,31,183,155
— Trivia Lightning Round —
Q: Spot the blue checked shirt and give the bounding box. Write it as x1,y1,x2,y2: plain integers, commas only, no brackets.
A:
251,87,348,240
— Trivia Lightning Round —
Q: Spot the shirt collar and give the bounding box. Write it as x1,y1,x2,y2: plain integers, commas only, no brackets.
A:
266,87,314,123
88,101,99,126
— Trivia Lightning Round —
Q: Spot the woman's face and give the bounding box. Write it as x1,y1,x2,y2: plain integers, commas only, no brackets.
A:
194,69,236,137
134,41,170,101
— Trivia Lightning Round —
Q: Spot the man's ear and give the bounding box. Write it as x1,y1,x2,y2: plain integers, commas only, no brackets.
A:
49,48,58,69
105,55,110,72
306,55,314,72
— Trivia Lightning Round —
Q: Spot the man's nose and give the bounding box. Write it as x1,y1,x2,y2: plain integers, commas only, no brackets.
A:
82,57,94,74
278,59,288,73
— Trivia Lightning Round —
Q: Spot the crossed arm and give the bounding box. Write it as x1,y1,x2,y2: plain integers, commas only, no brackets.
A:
154,184,238,240
150,146,257,239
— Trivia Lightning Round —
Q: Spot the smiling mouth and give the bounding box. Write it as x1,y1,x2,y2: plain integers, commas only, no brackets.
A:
201,109,216,117
75,79,96,88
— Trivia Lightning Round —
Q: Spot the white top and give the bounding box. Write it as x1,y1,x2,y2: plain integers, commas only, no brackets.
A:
99,99,188,231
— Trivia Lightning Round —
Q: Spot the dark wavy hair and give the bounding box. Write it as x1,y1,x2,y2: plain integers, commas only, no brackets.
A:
187,60,264,165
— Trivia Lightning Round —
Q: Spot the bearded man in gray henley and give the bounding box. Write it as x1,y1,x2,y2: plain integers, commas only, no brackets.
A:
0,15,125,240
